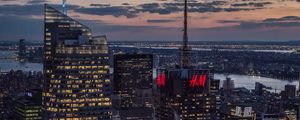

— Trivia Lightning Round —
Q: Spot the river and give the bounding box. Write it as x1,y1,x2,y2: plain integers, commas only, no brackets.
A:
0,51,43,72
0,50,298,92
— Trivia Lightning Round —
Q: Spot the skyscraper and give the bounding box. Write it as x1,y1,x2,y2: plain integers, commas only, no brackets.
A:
18,39,26,60
156,0,220,119
113,54,153,119
43,4,112,119
181,0,189,68
222,77,235,94
113,54,153,108
156,69,220,119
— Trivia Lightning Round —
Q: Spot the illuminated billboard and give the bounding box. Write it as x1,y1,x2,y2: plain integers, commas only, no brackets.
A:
156,69,210,95
189,74,207,88
157,72,166,87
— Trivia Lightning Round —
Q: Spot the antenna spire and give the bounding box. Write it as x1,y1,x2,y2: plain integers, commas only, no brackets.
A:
181,0,189,68
62,0,67,15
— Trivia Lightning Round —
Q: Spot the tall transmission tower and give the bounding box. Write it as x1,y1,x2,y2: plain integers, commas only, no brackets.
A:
62,0,67,15
181,0,189,68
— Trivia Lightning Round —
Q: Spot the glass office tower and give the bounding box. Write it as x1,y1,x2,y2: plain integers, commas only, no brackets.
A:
43,5,112,119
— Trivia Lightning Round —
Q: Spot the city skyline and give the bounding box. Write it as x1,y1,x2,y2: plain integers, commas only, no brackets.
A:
0,0,300,120
1,0,300,41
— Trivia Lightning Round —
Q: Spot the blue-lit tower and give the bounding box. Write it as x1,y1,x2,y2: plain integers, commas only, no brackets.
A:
62,0,67,15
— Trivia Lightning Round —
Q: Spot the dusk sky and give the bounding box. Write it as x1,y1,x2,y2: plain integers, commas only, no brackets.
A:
1,0,300,41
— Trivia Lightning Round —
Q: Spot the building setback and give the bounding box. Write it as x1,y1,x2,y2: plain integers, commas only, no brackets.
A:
42,5,112,119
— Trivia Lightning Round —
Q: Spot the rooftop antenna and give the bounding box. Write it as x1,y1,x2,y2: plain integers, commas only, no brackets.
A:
181,0,189,68
62,0,67,15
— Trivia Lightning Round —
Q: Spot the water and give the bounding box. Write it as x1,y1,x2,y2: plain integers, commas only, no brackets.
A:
214,74,299,92
0,51,298,92
153,69,299,92
0,51,43,72
111,45,295,53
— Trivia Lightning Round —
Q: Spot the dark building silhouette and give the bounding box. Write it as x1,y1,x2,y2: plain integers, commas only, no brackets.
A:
255,82,266,96
113,54,153,108
43,5,112,119
113,54,153,119
18,39,27,60
298,71,300,96
282,84,296,99
155,0,220,119
155,69,221,119
0,88,4,118
222,77,235,94
13,90,42,120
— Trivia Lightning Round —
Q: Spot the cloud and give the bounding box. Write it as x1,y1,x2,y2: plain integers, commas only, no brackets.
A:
0,0,17,1
90,3,110,7
263,16,300,22
0,15,43,41
0,4,43,16
74,6,138,18
231,2,272,7
72,1,261,18
241,16,300,29
0,4,79,16
27,0,48,4
77,19,180,41
147,19,176,23
217,20,243,24
239,22,300,29
215,16,300,30
122,3,130,6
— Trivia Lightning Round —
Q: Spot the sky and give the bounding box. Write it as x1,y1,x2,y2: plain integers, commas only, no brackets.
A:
1,0,300,41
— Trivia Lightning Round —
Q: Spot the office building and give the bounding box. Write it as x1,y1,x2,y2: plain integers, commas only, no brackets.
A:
155,0,221,119
220,104,254,120
43,4,112,119
155,68,221,119
14,92,42,120
113,54,153,108
113,54,153,119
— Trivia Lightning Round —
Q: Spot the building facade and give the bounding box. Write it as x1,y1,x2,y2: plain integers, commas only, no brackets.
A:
43,5,112,119
14,97,42,120
113,54,153,119
282,85,296,100
113,54,153,108
18,39,26,60
155,68,221,120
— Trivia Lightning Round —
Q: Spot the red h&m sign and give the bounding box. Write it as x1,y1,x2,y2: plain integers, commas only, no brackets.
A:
189,74,207,88
157,72,166,87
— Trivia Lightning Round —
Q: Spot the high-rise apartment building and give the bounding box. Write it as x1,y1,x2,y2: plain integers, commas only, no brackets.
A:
113,54,153,108
43,5,112,119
